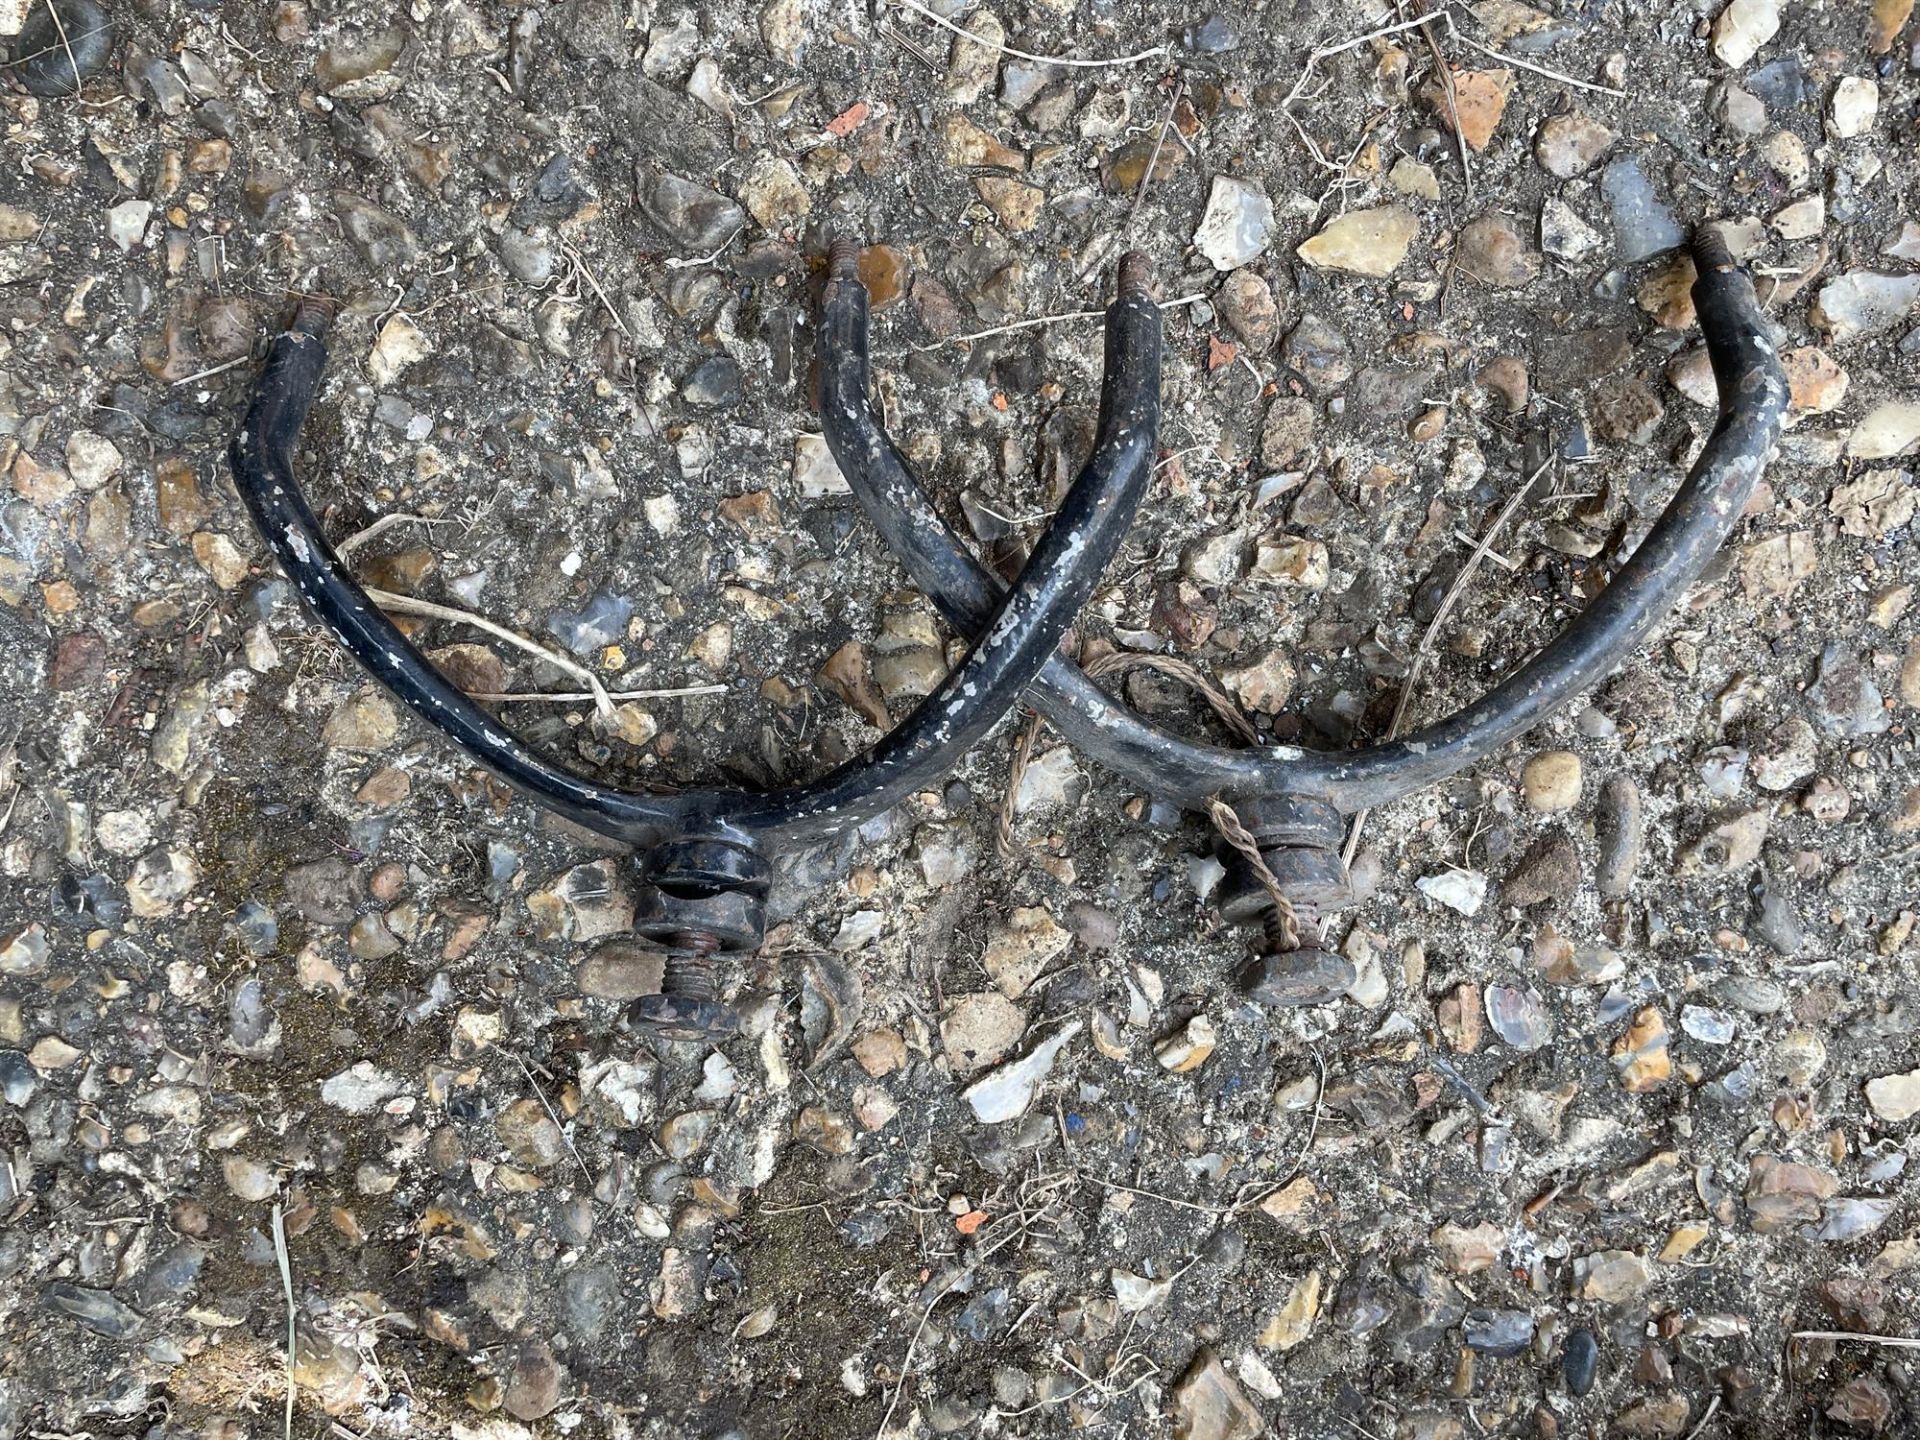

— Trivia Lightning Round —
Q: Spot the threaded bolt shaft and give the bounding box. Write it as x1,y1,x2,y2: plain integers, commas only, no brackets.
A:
290,293,337,338
1261,895,1323,955
827,236,861,282
659,932,725,1005
1691,225,1734,273
1261,907,1292,953
1116,251,1152,301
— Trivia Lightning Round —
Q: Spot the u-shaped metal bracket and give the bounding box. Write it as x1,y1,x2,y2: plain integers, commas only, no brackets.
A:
230,253,1163,1040
818,226,1789,1004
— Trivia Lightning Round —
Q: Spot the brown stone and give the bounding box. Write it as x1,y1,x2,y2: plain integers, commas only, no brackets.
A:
974,176,1044,232
1431,1218,1504,1274
1739,532,1817,601
353,767,412,809
818,641,889,728
1456,212,1540,288
1503,829,1580,907
857,244,909,309
1745,1153,1838,1234
1612,1008,1671,1092
1260,396,1317,470
502,1341,566,1422
49,631,106,690
576,941,664,1001
12,451,71,508
1150,581,1217,651
1827,1376,1894,1433
719,490,782,538
190,531,250,590
1589,376,1667,445
1783,346,1849,413
322,687,400,751
358,547,434,593
494,1098,565,1169
1438,982,1484,1053
1101,136,1184,194
1218,268,1279,348
940,114,1025,170
187,138,233,175
1612,1393,1691,1438
1422,67,1513,151
1871,0,1914,52
1534,110,1615,177
1478,356,1529,413
852,1028,907,1077
417,643,499,697
1817,1276,1889,1332
1636,254,1698,329
1169,1347,1263,1440
155,458,210,536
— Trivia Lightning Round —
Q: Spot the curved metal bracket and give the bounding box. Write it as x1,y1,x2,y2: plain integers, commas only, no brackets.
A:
228,255,1162,1037
820,226,1788,1005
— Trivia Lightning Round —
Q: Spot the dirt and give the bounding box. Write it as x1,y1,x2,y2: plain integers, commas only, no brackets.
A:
2,0,1919,1437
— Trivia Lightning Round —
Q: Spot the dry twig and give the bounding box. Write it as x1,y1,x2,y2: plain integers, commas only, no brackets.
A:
873,1270,969,1439
1790,1331,1920,1349
513,1055,593,1186
1097,1050,1324,1221
1276,13,1437,173
663,225,746,270
558,240,660,439
559,241,634,341
271,1203,297,1440
1409,0,1474,202
469,684,726,704
362,586,617,718
337,511,448,559
1094,1177,1229,1216
7,9,110,76
1342,455,1552,865
996,710,1044,857
1681,1394,1722,1440
910,292,1207,352
890,0,1169,68
40,0,83,98
1455,33,1627,96
1232,1046,1327,1213
1125,80,1185,235
169,355,253,388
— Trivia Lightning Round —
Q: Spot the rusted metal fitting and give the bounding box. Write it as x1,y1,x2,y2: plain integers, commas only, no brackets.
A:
1212,795,1358,1007
627,835,770,1043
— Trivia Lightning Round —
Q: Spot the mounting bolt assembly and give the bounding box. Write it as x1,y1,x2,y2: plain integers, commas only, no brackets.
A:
626,835,770,1043
1212,795,1358,1006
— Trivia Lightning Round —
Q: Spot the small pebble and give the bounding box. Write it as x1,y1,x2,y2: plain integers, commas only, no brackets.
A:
1521,751,1582,812
682,355,742,408
1463,1308,1535,1357
1563,1326,1600,1396
1296,206,1417,277
1680,1005,1737,1045
1600,156,1685,262
1194,177,1275,271
8,0,113,96
1485,984,1553,1052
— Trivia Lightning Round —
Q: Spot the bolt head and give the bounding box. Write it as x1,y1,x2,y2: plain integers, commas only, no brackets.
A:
1237,947,1356,1008
627,993,739,1045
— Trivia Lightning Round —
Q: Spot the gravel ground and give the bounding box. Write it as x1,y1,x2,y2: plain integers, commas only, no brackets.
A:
3,0,1920,1436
